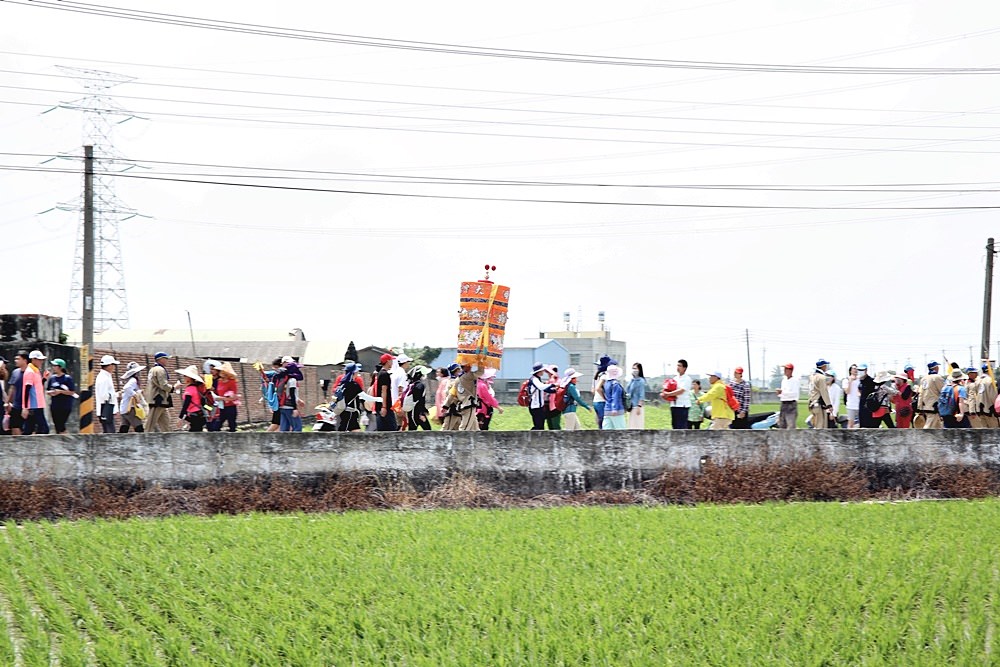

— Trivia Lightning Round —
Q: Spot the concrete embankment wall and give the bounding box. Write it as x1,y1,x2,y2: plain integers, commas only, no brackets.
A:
2,430,999,495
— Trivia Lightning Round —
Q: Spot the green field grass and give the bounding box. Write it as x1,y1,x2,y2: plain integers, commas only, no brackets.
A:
0,501,997,665
487,401,811,430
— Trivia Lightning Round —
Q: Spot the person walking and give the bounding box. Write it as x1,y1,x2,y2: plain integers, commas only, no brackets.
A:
45,358,75,435
842,365,860,428
857,364,878,428
527,363,554,431
729,366,751,429
402,366,431,431
626,362,648,429
118,362,147,433
979,363,999,428
592,355,613,430
545,365,563,430
826,371,843,428
176,365,209,432
22,350,50,435
5,352,27,435
143,352,174,433
210,362,240,432
279,359,305,433
454,363,484,431
942,369,971,428
808,360,833,429
559,368,592,431
433,368,450,425
602,365,628,430
698,371,735,429
475,367,502,431
892,372,914,429
334,363,373,432
95,354,120,434
662,359,692,429
375,353,398,432
915,361,945,429
687,380,705,429
0,357,8,435
776,363,799,429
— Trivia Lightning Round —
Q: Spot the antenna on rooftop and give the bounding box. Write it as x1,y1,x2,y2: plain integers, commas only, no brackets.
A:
563,311,571,331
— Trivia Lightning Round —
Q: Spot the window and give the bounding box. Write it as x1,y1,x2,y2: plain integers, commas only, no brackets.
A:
570,354,581,367
506,381,521,392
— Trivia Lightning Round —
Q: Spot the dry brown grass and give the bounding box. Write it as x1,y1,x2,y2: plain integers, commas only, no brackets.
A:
0,457,996,521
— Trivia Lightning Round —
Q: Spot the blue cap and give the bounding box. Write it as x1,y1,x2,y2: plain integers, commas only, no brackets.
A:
966,366,978,373
816,359,829,367
532,362,545,373
903,363,914,371
928,360,940,369
857,363,868,370
983,364,990,371
447,362,461,373
154,351,170,359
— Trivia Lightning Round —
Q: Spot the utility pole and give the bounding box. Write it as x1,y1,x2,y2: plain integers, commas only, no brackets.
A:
982,237,995,362
761,344,766,390
744,328,752,388
79,145,95,435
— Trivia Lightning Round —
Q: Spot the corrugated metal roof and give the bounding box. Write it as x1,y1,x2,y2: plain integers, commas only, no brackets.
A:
65,328,307,344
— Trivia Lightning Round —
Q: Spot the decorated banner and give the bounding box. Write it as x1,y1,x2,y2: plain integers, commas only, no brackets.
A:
456,266,510,369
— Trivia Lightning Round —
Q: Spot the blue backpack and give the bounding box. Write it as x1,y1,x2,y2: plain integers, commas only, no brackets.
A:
937,384,957,417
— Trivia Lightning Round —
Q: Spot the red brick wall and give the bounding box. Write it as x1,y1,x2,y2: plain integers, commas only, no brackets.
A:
95,349,321,425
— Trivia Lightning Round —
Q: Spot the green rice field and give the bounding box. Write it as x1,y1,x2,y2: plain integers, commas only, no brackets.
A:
0,500,997,665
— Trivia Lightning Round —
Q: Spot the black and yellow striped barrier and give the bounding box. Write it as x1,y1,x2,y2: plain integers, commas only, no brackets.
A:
79,345,95,434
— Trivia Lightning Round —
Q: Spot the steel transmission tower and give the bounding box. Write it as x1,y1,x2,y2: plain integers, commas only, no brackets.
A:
57,67,143,331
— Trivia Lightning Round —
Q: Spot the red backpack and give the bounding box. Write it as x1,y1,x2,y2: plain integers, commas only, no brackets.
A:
553,385,570,411
661,378,678,402
724,384,741,412
517,379,532,407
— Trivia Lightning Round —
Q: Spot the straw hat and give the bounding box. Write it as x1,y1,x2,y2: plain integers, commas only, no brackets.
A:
949,368,967,382
177,365,205,383
120,361,145,381
218,361,238,378
874,370,892,383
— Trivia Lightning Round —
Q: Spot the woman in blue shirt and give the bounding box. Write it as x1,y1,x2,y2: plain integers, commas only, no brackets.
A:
626,362,648,429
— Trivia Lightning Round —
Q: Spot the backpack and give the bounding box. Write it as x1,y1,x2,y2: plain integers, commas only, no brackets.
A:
725,384,741,412
938,384,958,417
517,379,531,407
553,385,573,411
622,385,632,412
864,388,883,413
662,378,678,402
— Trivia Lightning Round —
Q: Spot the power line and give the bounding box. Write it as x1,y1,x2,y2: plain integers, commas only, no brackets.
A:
3,163,1000,209
8,81,1000,144
7,49,1000,117
11,98,1000,155
6,69,1000,132
5,0,1000,75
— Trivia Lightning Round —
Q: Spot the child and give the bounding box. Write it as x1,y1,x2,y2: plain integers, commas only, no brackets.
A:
687,380,705,429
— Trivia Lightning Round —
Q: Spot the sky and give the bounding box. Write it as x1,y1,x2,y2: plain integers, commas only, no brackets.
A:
2,0,1000,381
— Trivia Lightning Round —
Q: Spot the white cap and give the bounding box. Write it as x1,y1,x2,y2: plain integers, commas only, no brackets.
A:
100,355,120,366
281,356,294,364
28,350,46,360
396,353,414,364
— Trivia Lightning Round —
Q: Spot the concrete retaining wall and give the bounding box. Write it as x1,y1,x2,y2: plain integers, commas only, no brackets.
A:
2,430,1000,495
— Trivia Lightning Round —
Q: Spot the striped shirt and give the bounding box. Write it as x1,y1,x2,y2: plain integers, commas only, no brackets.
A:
729,379,751,413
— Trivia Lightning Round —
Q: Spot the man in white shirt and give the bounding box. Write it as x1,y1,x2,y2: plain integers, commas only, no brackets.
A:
95,354,120,434
777,362,800,429
662,359,693,429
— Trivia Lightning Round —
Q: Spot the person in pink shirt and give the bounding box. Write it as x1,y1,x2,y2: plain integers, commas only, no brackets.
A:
433,367,450,424
476,368,504,430
22,350,49,435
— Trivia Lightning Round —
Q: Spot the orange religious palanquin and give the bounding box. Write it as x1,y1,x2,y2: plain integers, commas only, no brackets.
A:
456,280,510,369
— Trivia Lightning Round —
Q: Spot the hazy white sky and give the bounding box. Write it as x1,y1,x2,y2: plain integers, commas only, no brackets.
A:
2,0,1000,379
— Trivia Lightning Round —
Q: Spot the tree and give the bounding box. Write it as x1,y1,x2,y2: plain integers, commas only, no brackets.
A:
768,365,785,390
342,341,358,363
403,345,442,368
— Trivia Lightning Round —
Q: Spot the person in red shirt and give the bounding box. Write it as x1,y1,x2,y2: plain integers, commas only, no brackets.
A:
213,362,241,432
176,365,208,432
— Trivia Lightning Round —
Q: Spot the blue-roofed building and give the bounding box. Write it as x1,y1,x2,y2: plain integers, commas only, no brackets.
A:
430,339,570,394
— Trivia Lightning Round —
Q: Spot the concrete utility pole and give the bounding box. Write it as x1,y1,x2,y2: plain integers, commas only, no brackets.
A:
982,237,995,362
744,328,752,387
79,145,95,435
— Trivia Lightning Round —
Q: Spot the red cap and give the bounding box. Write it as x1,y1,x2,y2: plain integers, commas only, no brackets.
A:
783,363,794,370
379,353,395,364
734,366,744,373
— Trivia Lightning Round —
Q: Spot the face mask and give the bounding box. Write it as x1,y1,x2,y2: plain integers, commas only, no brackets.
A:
631,370,640,377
